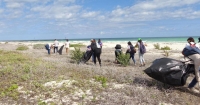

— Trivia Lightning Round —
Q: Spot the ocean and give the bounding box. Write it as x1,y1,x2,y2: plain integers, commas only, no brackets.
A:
4,36,200,44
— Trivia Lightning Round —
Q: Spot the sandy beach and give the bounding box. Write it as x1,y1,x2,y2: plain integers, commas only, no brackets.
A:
0,41,199,104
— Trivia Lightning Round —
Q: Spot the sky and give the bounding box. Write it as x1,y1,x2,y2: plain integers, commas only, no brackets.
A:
0,0,200,40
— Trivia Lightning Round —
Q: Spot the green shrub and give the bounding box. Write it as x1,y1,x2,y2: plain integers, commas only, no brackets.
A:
116,52,130,67
163,50,169,57
70,47,84,63
94,76,107,88
33,44,46,49
70,43,85,48
16,45,29,51
153,43,160,49
161,46,171,50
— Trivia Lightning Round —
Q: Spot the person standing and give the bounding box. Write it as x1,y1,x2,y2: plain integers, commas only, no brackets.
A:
91,39,102,66
135,38,146,67
183,37,200,93
53,39,59,53
65,39,70,54
127,41,136,65
98,39,103,48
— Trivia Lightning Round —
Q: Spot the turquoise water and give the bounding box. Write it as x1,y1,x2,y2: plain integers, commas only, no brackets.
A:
5,36,200,43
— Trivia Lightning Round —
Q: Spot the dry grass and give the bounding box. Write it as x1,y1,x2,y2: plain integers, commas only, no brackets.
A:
0,44,199,105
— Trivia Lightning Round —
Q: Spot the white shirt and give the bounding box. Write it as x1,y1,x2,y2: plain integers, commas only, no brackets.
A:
54,40,59,47
65,42,70,48
185,42,199,48
96,42,101,48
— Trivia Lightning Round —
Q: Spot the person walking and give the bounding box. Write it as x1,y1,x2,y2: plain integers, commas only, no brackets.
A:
127,41,136,65
91,39,102,66
53,39,59,53
183,37,200,93
65,39,70,54
135,38,146,67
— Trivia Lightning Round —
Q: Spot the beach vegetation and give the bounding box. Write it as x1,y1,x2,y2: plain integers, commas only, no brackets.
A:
70,47,84,63
33,44,45,49
5,42,8,44
116,52,130,67
163,50,170,57
0,42,200,104
160,46,171,57
16,45,29,51
160,46,171,50
153,43,160,49
94,76,107,88
70,43,85,48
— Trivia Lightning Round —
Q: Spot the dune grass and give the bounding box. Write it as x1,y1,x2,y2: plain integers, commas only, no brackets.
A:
0,50,107,104
16,45,29,51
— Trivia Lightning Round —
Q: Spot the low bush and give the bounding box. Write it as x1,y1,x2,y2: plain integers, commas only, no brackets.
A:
153,43,160,50
70,47,84,63
70,43,85,48
16,45,29,51
33,44,45,49
94,76,107,88
116,52,130,67
161,46,171,50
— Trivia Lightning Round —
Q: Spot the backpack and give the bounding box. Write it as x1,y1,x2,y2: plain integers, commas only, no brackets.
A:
182,43,200,56
140,42,146,54
130,45,136,53
115,44,121,49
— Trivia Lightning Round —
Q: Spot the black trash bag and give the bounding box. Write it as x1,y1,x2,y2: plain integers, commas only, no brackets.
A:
58,45,64,55
144,58,195,86
79,50,93,63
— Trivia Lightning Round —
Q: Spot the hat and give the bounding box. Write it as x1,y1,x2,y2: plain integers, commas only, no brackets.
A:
138,38,141,41
90,39,93,41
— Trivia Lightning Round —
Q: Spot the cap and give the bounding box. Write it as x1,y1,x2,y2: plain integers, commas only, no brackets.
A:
138,38,141,41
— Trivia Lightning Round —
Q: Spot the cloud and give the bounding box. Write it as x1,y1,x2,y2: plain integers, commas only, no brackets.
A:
107,0,200,22
81,11,99,18
0,9,4,14
6,2,23,8
132,0,200,10
1,0,200,39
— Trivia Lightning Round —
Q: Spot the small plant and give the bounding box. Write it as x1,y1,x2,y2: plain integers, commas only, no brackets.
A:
160,46,171,57
70,47,84,63
160,46,171,50
94,76,107,88
33,44,46,49
116,52,130,67
163,50,169,57
16,45,29,51
153,43,160,50
38,100,47,105
70,43,85,48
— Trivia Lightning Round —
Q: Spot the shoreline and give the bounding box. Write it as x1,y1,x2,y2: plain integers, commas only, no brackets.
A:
0,41,188,51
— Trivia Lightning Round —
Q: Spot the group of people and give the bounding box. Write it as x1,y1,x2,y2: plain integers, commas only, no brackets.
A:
45,39,70,55
44,37,200,94
45,38,146,67
115,38,146,67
